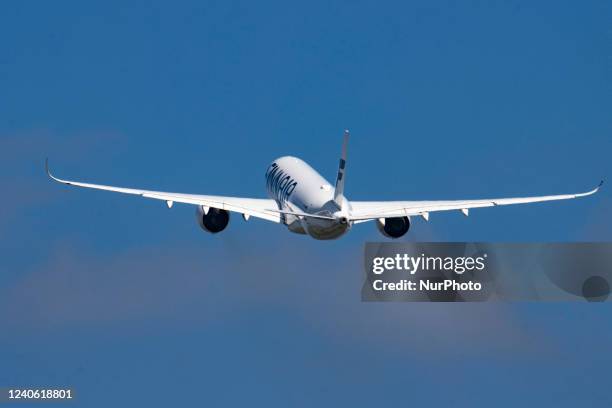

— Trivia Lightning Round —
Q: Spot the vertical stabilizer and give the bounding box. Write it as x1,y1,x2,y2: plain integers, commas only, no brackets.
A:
334,130,349,208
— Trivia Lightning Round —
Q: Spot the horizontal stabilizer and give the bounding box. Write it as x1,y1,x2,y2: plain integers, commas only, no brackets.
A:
266,208,336,220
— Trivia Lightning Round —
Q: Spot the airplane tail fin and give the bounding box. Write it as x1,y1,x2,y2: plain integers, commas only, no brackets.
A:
333,130,349,209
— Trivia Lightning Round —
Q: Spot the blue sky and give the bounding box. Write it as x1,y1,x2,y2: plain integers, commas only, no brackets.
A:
1,1,611,406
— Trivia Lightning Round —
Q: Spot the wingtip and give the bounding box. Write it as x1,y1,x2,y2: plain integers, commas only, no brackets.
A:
589,179,604,195
45,158,59,182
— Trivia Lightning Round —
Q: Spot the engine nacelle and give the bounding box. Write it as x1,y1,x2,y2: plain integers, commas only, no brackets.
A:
376,216,410,238
196,206,230,233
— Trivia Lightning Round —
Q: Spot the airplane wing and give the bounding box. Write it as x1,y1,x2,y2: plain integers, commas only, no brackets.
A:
46,160,281,223
349,181,603,222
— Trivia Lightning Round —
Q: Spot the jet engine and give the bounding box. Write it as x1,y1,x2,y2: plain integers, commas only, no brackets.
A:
376,216,410,238
196,206,230,233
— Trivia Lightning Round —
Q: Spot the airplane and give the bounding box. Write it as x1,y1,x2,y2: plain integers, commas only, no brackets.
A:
46,130,603,240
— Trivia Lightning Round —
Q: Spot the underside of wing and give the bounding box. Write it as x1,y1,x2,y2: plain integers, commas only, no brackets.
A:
46,160,281,223
349,181,603,221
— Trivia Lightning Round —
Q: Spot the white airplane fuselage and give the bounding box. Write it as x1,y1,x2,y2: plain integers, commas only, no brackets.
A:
265,156,351,240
